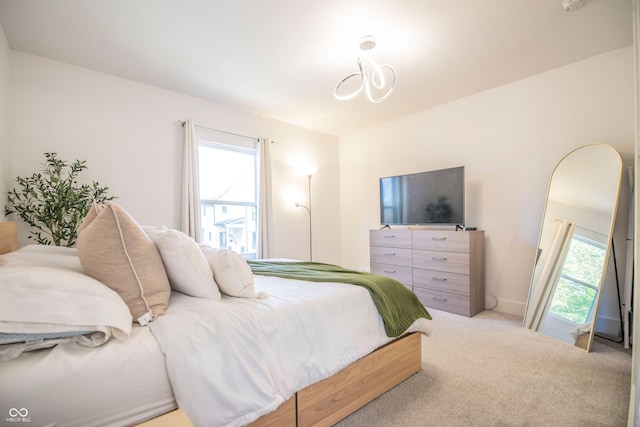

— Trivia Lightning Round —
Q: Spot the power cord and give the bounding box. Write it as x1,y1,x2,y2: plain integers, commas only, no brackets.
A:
595,238,624,344
485,292,498,311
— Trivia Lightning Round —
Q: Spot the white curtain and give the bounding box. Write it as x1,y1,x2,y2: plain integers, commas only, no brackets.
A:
258,137,273,259
181,119,201,241
524,219,576,330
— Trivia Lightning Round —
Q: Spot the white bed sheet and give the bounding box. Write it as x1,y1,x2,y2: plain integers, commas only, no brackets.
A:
149,274,431,427
0,325,176,427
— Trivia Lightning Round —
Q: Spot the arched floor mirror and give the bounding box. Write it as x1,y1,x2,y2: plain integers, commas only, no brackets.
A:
523,143,623,352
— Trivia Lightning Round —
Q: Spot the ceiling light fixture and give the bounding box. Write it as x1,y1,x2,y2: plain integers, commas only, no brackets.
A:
334,35,397,103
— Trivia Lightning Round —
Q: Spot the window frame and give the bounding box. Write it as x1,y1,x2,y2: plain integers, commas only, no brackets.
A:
548,234,607,325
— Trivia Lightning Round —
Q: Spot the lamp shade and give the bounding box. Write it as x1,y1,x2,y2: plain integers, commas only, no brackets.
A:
301,165,318,176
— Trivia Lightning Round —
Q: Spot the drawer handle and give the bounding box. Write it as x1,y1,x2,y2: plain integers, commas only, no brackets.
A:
432,276,447,282
432,296,448,302
384,269,397,273
431,237,447,240
383,235,396,238
431,256,448,262
384,252,396,256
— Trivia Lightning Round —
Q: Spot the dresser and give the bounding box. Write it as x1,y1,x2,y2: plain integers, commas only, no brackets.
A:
370,229,485,317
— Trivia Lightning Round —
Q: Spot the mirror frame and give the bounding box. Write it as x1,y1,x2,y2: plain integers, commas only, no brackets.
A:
523,143,623,352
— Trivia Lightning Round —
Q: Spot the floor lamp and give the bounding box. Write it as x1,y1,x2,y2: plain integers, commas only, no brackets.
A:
295,165,317,261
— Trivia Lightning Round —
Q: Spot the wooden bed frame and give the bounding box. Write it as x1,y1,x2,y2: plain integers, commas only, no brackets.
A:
0,221,423,427
137,333,421,427
137,332,420,427
0,222,18,255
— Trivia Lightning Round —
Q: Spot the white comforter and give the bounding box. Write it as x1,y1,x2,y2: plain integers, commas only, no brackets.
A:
149,274,431,427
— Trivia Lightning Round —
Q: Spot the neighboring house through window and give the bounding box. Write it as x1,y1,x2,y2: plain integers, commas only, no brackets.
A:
197,129,258,259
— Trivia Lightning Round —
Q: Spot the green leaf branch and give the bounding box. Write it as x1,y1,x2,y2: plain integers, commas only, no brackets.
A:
4,152,116,247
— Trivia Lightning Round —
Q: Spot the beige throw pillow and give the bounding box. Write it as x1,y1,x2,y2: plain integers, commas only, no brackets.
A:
77,203,171,324
76,201,104,235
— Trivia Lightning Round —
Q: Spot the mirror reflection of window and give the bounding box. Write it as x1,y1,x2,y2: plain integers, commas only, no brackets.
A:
548,235,606,325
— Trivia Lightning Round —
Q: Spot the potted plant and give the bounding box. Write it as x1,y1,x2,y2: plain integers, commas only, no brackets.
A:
4,152,116,247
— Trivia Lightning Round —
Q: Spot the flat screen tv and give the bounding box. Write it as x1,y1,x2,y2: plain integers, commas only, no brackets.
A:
380,166,464,226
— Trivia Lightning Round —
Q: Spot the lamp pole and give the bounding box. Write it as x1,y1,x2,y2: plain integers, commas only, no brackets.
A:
295,166,317,262
307,174,313,262
294,174,313,261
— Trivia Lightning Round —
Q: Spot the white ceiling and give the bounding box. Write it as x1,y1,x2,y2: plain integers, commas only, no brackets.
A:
0,0,633,136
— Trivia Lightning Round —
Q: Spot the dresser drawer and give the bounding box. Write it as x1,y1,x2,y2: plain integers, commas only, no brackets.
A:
413,287,471,317
413,269,470,296
370,263,413,287
413,249,469,274
370,230,412,248
370,246,412,267
412,230,470,253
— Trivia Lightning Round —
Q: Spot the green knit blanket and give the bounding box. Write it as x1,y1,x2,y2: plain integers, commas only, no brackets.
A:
247,261,431,337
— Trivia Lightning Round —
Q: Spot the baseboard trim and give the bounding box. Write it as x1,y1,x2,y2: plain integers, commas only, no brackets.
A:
595,314,622,337
491,298,526,318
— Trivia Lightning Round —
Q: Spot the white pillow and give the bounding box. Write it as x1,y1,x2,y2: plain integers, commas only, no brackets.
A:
0,244,82,271
0,248,132,361
142,224,168,239
201,247,263,298
145,228,221,300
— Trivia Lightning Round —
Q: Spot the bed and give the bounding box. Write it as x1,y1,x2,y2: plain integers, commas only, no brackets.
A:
0,209,431,427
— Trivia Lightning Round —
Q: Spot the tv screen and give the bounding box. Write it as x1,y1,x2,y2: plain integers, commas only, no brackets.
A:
380,166,464,225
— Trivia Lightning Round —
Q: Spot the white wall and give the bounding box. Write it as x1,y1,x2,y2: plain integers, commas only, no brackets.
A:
0,22,9,220
339,47,635,318
7,51,341,264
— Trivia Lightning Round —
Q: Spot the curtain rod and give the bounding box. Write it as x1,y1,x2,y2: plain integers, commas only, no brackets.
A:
178,120,259,142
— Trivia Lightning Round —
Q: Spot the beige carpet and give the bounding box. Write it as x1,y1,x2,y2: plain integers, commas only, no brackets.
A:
335,309,632,427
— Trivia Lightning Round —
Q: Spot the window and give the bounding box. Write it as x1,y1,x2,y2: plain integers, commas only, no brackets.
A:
198,135,258,259
548,235,606,325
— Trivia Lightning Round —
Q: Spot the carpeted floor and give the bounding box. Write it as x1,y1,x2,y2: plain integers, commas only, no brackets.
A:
335,309,632,427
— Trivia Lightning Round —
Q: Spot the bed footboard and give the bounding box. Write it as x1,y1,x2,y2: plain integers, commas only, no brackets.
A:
137,332,421,427
297,331,421,426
